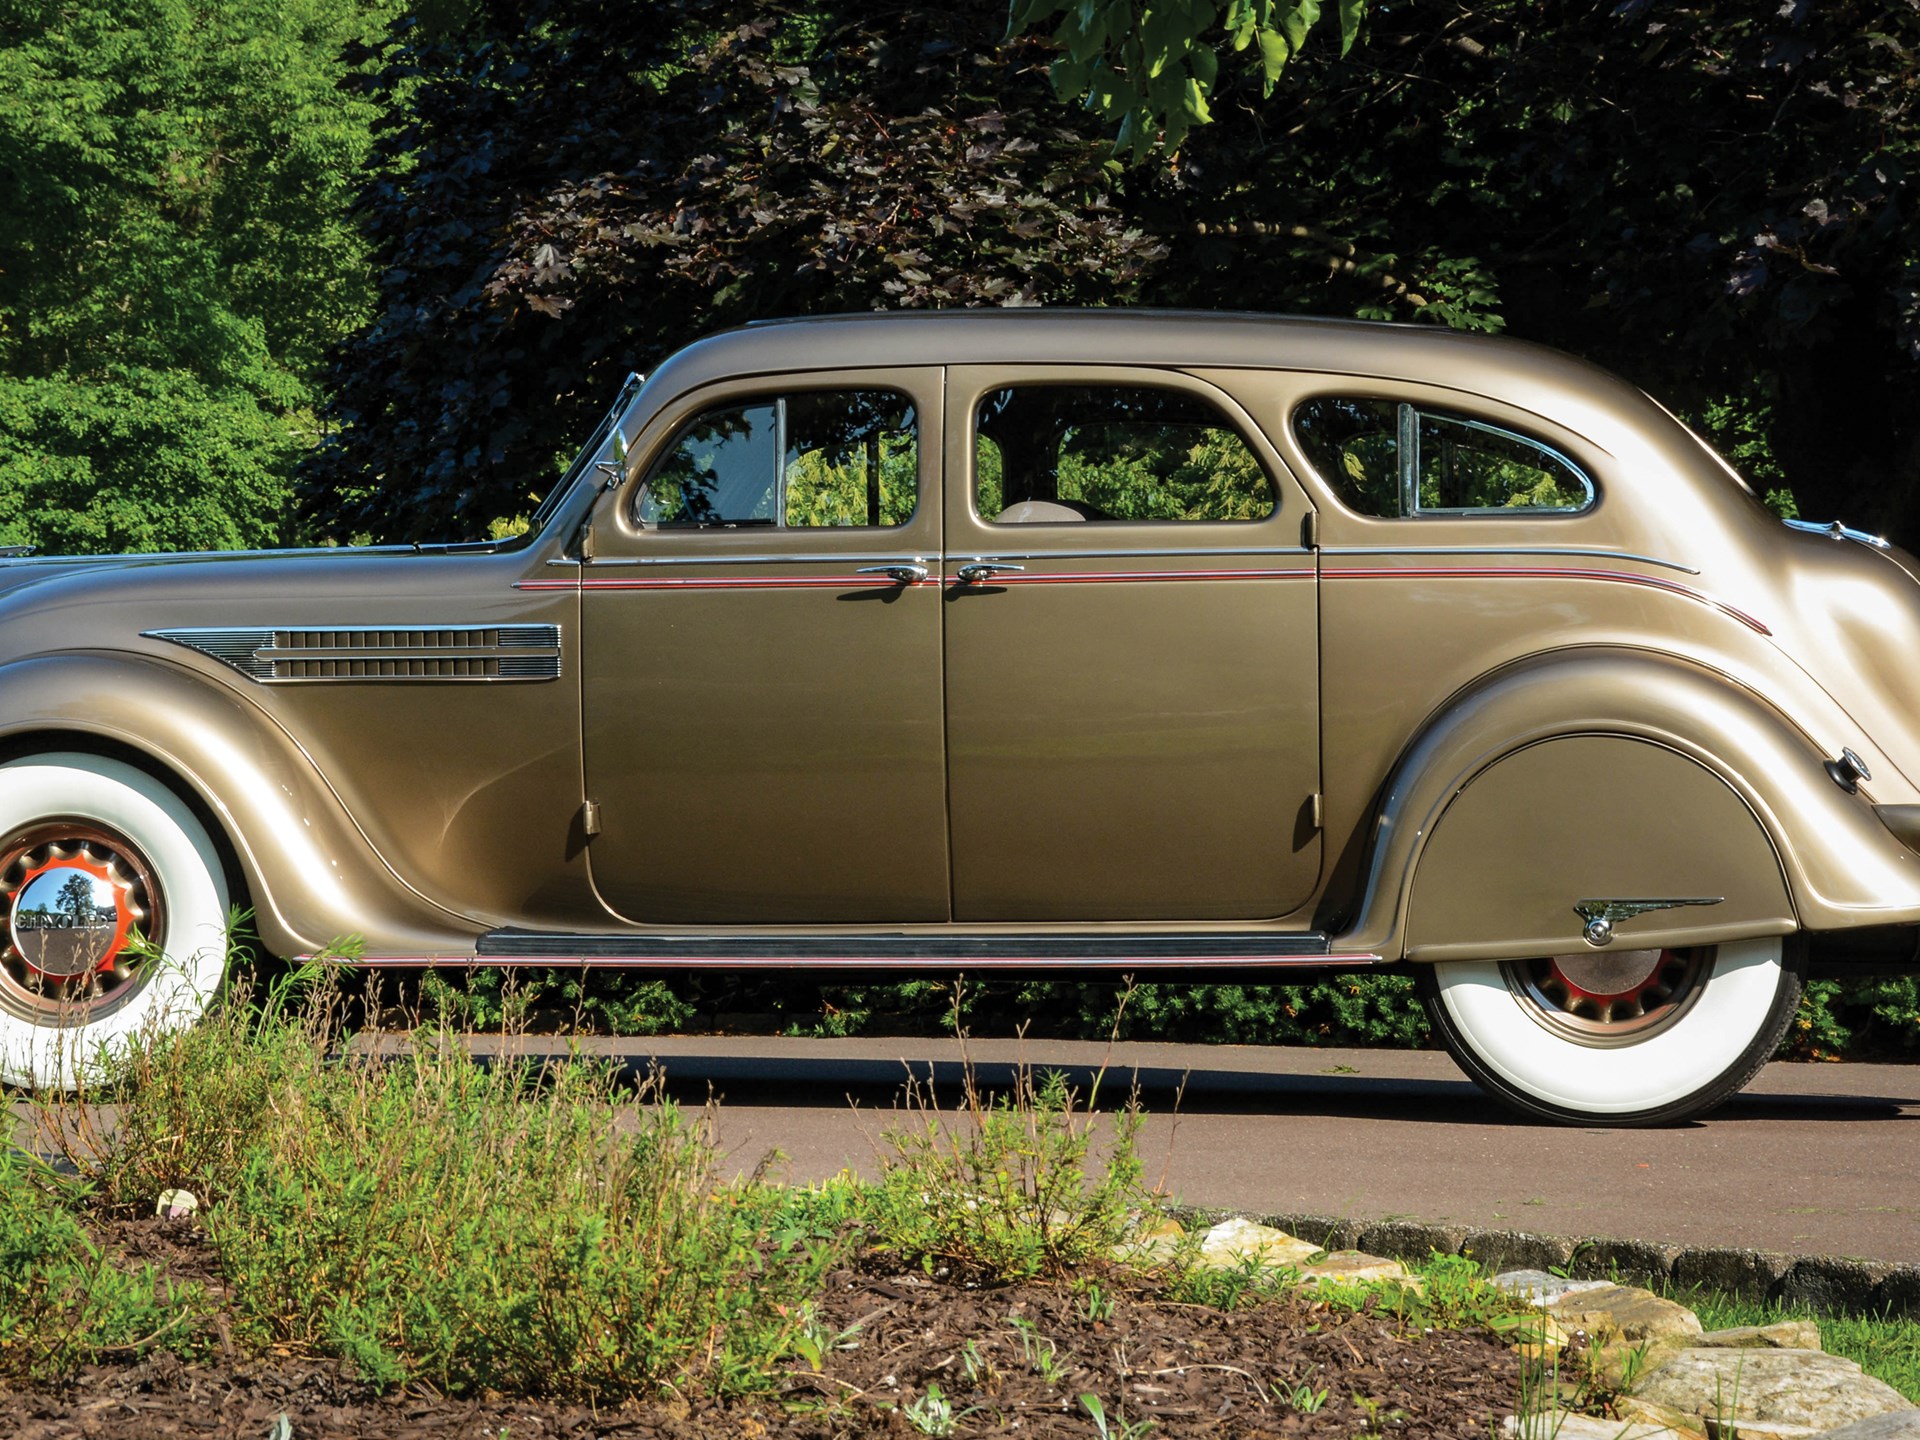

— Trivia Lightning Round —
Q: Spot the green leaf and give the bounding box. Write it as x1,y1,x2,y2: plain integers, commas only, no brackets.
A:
1257,27,1288,87
1005,0,1062,36
1279,0,1320,54
1337,0,1364,53
1182,74,1213,122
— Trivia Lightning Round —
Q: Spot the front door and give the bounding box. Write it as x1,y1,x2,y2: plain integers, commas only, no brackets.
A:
941,366,1322,922
581,369,949,925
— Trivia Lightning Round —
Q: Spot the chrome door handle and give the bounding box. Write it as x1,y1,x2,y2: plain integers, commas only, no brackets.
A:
855,563,929,584
956,561,1025,584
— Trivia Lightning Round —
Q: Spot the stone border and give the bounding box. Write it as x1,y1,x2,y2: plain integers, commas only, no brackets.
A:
1169,1208,1920,1319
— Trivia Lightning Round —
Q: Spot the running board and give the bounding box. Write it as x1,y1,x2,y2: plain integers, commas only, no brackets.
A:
356,930,1384,972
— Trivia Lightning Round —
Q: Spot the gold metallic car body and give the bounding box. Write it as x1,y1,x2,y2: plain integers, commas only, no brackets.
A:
1,311,1916,1112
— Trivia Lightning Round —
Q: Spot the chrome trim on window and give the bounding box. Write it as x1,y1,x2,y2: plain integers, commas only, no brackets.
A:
145,625,563,683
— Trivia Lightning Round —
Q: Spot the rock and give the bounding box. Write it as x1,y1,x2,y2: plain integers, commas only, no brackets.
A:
1504,1412,1698,1440
1618,1397,1810,1440
1118,1217,1186,1265
1803,1414,1920,1440
1196,1218,1322,1269
1541,1282,1704,1389
1696,1322,1823,1352
1627,1349,1913,1440
1296,1251,1414,1286
155,1188,198,1219
1496,1270,1615,1306
1504,1312,1575,1364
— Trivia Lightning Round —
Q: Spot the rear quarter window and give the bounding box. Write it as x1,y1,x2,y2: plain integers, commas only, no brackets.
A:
1293,397,1593,517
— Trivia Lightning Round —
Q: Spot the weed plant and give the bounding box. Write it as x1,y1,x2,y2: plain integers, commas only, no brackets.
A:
33,971,847,1400
0,1146,199,1381
863,986,1154,1282
30,956,342,1214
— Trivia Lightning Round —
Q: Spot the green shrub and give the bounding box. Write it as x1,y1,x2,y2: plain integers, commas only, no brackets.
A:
205,1038,841,1398
0,1146,199,1382
31,963,339,1214
864,1064,1149,1282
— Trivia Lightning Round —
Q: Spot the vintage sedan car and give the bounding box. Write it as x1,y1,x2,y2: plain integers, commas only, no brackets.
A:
1,309,1916,1121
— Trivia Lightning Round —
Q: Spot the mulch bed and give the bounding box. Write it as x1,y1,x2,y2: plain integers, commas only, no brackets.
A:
2,1220,1520,1439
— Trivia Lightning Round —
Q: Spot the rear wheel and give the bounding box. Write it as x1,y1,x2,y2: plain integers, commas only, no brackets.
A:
0,753,230,1090
1419,937,1802,1125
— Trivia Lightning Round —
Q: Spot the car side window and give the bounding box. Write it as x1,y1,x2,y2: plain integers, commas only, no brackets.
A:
974,384,1275,524
636,390,916,528
1293,396,1593,516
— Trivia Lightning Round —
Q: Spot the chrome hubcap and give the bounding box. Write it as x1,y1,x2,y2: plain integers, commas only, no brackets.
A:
1504,946,1707,1045
0,824,163,1023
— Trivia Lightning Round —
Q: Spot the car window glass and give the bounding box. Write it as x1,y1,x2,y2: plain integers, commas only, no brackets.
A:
974,384,1274,523
1293,397,1592,516
637,390,915,528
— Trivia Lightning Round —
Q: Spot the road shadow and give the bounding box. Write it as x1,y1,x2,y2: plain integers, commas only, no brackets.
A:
610,1053,1917,1127
605,1051,1516,1124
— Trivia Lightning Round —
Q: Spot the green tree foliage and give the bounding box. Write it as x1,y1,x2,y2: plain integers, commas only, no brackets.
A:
1007,0,1367,158
0,0,391,553
305,0,1170,541
1142,0,1920,538
316,0,1920,550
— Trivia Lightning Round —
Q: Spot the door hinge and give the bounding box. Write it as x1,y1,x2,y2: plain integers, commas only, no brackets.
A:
580,800,602,837
1309,792,1323,830
1302,510,1320,550
577,522,597,563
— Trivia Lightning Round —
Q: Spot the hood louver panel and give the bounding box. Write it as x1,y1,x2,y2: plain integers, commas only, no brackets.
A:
145,625,562,683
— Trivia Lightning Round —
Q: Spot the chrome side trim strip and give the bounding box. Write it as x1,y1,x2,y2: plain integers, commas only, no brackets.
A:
1320,546,1699,575
560,546,1313,567
520,575,931,592
561,551,930,568
146,624,563,683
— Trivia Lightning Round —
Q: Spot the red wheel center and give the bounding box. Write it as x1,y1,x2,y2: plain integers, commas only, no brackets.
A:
1545,948,1668,1004
9,855,134,979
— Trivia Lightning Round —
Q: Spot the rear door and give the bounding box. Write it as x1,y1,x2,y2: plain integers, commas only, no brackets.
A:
941,366,1321,922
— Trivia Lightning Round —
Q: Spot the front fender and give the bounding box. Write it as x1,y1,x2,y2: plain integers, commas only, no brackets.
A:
0,652,486,957
1337,647,1920,961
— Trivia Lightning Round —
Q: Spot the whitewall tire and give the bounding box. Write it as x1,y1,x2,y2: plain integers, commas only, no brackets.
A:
0,753,230,1090
1419,938,1803,1125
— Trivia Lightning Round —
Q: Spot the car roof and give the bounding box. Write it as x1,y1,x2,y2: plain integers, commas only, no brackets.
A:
644,309,1649,445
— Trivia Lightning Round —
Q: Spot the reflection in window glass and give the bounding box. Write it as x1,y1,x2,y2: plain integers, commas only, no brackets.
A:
637,391,916,528
1292,397,1592,516
974,385,1274,524
1417,412,1588,511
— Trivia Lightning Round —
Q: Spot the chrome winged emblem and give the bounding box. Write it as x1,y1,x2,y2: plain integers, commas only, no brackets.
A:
1573,897,1723,947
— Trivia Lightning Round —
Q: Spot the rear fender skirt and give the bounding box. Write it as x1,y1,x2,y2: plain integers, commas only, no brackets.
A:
1337,648,1920,959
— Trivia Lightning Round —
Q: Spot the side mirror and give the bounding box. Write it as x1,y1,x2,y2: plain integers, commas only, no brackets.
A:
594,427,629,489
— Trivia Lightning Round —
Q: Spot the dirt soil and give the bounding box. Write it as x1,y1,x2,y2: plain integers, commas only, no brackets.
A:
1,1219,1521,1439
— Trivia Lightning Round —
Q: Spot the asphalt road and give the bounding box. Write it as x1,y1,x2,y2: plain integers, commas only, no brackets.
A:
531,1035,1920,1265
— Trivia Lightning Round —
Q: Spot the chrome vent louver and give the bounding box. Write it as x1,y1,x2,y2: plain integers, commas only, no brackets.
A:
145,625,562,683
